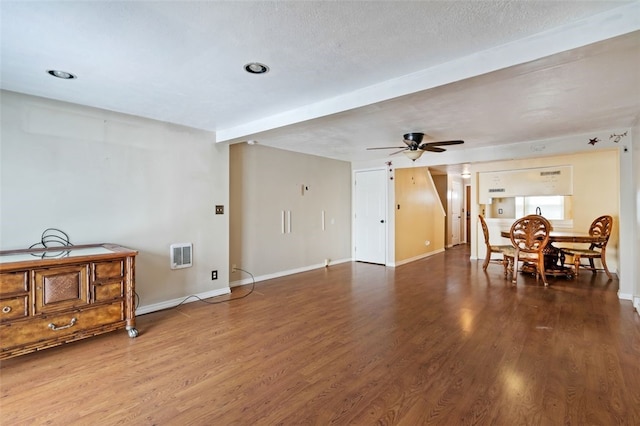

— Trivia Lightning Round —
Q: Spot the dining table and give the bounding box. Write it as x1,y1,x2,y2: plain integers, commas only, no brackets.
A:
499,229,608,278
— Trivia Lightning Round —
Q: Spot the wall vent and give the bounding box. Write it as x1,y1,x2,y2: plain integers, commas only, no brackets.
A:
488,188,506,193
170,243,193,269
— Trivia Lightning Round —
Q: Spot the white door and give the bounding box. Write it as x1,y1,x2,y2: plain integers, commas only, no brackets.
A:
451,180,462,246
354,169,387,264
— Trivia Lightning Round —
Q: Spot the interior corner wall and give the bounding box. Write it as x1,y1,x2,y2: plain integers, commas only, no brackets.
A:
432,174,449,246
394,167,445,262
229,143,351,281
0,91,230,309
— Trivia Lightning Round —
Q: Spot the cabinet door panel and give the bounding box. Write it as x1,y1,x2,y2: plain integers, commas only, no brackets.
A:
34,265,89,314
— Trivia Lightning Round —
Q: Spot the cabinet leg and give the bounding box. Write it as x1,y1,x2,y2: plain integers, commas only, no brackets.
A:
127,327,139,338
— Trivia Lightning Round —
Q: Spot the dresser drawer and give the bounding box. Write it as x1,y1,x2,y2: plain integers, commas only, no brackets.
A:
93,281,123,302
93,260,123,281
0,301,124,351
0,296,29,321
0,272,28,295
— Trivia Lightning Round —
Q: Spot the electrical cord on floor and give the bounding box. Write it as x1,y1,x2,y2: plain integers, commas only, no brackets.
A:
172,267,255,308
135,291,140,310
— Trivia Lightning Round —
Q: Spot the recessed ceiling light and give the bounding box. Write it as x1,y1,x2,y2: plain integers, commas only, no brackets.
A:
47,70,77,80
244,62,269,74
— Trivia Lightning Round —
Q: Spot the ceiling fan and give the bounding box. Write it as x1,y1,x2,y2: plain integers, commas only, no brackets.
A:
367,133,464,161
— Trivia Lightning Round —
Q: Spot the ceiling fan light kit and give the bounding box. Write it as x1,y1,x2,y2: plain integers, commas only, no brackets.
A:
367,132,464,161
403,150,424,161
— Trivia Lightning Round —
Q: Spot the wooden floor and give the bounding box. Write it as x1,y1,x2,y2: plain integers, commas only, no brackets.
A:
1,245,639,425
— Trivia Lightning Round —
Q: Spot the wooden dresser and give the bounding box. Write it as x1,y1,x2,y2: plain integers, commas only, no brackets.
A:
0,243,138,359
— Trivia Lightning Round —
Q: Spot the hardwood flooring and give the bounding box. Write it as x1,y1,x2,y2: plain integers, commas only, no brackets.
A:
1,244,639,425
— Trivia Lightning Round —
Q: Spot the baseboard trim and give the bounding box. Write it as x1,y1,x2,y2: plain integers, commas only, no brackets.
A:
136,287,231,315
230,258,352,287
392,248,446,267
618,292,632,301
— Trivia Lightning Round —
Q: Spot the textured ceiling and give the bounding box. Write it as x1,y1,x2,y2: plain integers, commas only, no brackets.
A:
1,1,639,166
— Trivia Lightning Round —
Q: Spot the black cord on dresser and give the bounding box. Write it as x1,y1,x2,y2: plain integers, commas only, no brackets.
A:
28,228,74,259
29,227,73,249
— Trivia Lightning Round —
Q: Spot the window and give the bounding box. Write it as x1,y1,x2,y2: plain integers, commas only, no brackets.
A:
515,195,569,220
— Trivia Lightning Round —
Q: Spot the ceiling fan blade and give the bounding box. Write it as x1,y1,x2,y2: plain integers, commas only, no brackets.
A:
422,146,446,153
369,137,463,154
366,146,406,150
421,139,464,147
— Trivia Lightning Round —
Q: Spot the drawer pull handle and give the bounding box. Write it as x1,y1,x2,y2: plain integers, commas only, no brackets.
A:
2,306,11,314
48,317,77,331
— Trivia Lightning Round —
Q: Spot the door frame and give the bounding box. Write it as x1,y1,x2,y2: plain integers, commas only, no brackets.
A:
465,183,471,243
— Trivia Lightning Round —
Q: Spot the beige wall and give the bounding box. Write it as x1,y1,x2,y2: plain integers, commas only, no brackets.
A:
229,143,351,282
0,91,230,310
394,167,445,262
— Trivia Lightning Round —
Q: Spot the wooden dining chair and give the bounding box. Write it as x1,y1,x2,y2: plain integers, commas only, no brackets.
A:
503,214,551,286
561,215,613,278
478,215,512,271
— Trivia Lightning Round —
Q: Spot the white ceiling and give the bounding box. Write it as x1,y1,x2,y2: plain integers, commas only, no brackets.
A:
1,1,639,167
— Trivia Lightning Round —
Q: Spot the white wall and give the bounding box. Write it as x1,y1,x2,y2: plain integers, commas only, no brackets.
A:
618,127,638,304
632,121,640,313
0,91,229,312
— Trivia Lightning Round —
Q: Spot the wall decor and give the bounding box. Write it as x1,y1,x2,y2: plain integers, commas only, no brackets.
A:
609,131,628,143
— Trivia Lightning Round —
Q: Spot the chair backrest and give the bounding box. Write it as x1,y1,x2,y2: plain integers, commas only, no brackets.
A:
509,214,551,253
478,215,491,248
588,215,613,249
